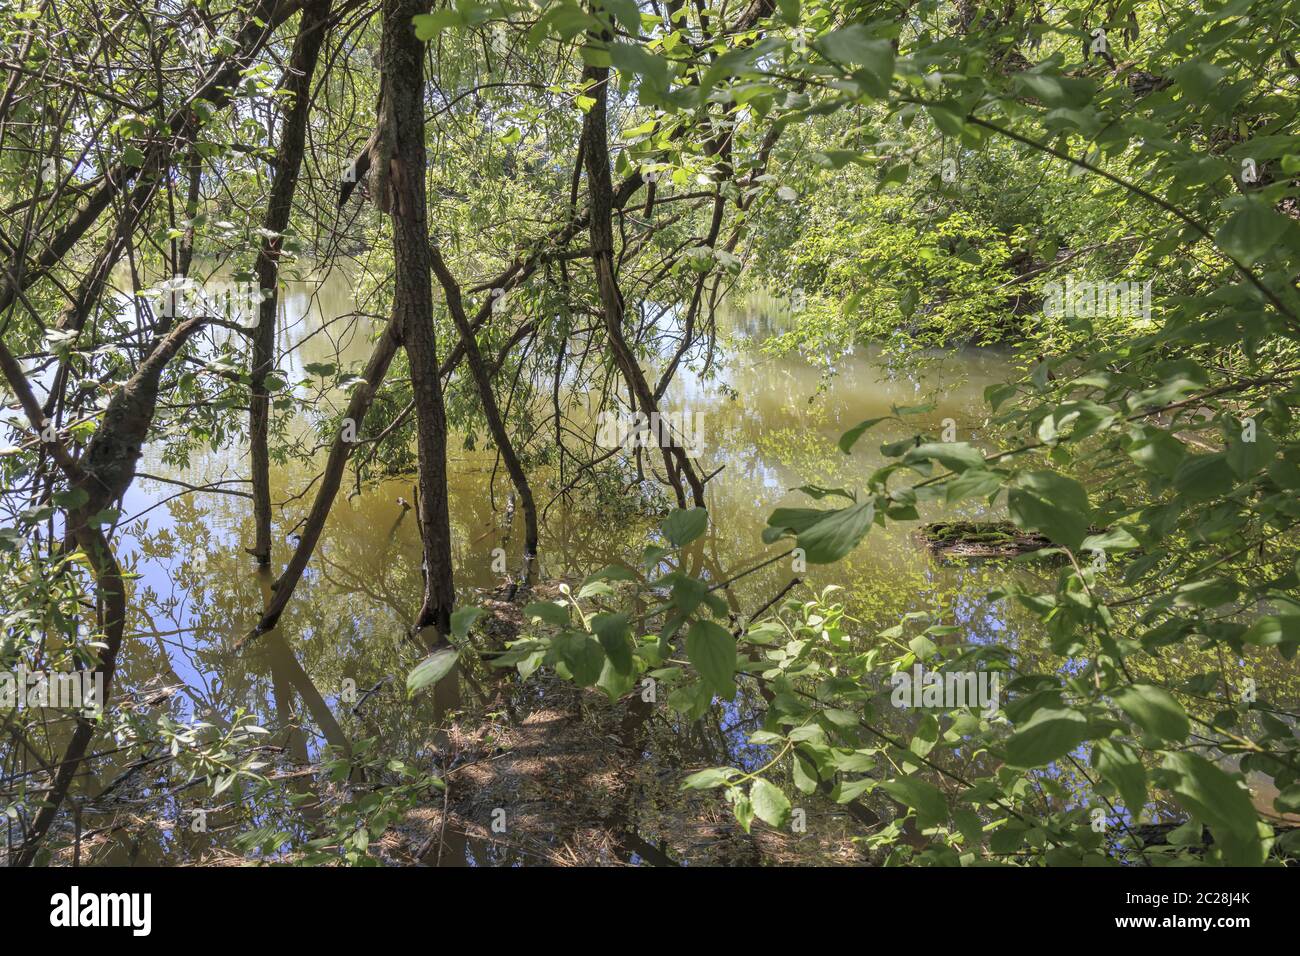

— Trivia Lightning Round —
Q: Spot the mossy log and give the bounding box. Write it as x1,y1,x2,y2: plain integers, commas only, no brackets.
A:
916,521,1052,559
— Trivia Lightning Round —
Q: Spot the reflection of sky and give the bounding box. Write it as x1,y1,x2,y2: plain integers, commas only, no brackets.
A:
125,281,1028,720
716,695,770,772
7,274,1051,848
24,275,1293,865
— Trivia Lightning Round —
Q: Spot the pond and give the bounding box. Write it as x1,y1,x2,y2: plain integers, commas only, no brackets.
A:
47,268,1294,865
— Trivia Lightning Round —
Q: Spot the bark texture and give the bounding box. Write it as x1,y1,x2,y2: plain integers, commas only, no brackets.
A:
250,0,334,565
382,0,455,640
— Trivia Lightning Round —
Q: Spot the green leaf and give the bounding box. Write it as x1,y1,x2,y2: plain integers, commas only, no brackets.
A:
833,778,874,803
584,563,638,584
601,0,641,33
450,606,484,640
838,416,887,454
989,821,1027,854
666,572,706,616
87,508,120,528
1112,684,1189,743
878,162,909,188
1014,72,1097,108
1005,706,1091,768
944,469,1002,504
1216,198,1289,266
1007,471,1091,550
1092,738,1147,814
52,487,89,509
1274,785,1300,814
767,506,837,535
903,442,986,473
682,767,738,790
596,655,635,702
556,631,605,687
732,792,755,832
577,580,614,600
662,507,707,547
686,619,737,699
642,544,672,567
750,778,792,828
606,40,670,97
794,484,855,501
1173,576,1240,609
815,25,894,96
523,601,569,627
667,679,713,720
590,612,633,675
412,11,464,41
878,776,947,828
1242,615,1300,649
1173,453,1236,503
1161,752,1258,842
1170,61,1225,100
1125,428,1186,478
406,647,459,697
1226,428,1276,478
926,104,967,137
793,753,818,794
744,620,785,645
1080,526,1139,553
908,634,937,659
795,501,875,564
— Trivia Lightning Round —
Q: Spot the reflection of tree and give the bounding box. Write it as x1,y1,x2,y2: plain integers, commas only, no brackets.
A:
69,323,1300,863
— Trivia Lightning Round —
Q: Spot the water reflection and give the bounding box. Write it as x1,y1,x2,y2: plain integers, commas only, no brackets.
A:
34,273,1295,865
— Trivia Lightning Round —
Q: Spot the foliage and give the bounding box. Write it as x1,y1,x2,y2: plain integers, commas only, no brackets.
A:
4,0,1300,866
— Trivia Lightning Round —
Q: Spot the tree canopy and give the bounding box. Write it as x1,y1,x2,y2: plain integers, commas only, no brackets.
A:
2,0,1300,867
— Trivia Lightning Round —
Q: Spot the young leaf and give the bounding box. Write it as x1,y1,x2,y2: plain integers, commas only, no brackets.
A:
795,501,875,564
1007,471,1091,550
1112,684,1190,743
686,619,737,699
450,606,484,641
406,647,459,698
1005,706,1091,768
750,778,792,828
662,507,708,547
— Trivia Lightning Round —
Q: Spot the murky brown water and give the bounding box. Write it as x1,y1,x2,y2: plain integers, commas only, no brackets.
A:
35,269,1295,865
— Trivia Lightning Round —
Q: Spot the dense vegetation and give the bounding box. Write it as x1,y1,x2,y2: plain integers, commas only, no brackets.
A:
2,0,1299,866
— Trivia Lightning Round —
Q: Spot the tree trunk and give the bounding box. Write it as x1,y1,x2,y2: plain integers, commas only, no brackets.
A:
241,313,404,642
580,60,705,508
250,0,334,566
429,244,539,566
382,0,455,641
